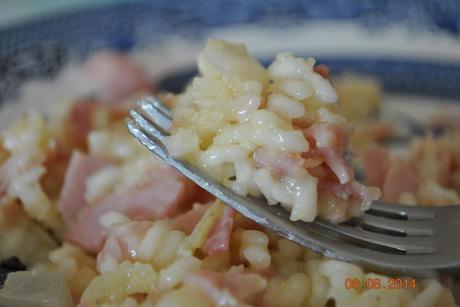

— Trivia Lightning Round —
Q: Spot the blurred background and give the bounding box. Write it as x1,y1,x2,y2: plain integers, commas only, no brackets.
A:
0,0,121,28
1,0,460,104
2,0,460,31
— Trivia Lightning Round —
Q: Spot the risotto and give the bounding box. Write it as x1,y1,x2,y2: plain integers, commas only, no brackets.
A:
0,40,457,307
164,40,380,223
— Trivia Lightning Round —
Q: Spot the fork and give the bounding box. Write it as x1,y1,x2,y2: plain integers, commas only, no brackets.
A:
127,96,460,277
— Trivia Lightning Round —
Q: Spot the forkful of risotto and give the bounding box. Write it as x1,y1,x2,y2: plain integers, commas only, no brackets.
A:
127,39,460,276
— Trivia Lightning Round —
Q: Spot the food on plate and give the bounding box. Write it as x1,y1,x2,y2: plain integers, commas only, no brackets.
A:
363,133,460,205
0,40,457,306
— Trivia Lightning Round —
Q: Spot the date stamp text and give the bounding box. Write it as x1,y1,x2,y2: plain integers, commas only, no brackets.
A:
345,278,416,290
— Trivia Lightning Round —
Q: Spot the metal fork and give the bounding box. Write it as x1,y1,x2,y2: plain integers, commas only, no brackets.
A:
127,96,460,277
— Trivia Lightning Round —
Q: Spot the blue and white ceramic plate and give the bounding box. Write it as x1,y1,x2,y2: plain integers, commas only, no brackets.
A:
0,1,459,122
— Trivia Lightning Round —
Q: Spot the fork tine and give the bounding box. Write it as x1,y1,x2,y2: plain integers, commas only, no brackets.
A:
315,220,435,254
369,201,435,220
143,96,172,118
354,214,434,236
127,119,169,160
129,109,169,141
138,97,172,131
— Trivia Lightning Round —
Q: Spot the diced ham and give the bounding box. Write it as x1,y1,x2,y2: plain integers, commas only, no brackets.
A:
382,160,420,202
66,165,201,253
313,64,330,79
368,122,394,141
64,100,99,150
203,207,235,255
57,151,109,225
253,147,305,178
184,266,267,306
307,165,328,180
302,122,353,184
64,100,127,150
83,51,152,104
192,186,215,204
173,203,211,234
312,148,353,185
362,145,389,188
